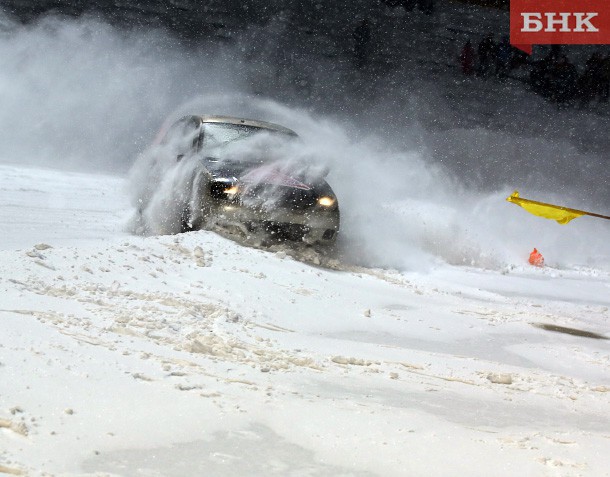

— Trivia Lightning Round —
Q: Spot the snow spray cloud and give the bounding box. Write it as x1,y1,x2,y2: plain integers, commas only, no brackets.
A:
1,13,608,271
243,100,609,273
0,13,244,173
129,94,610,272
127,97,456,270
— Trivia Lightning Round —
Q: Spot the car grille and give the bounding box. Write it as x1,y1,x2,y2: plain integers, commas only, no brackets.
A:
280,187,318,210
244,185,318,210
263,222,311,241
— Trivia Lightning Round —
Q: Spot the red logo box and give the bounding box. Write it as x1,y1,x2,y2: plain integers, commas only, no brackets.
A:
510,0,610,54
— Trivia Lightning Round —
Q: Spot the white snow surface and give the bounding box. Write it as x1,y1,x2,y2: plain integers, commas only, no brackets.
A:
1,163,609,476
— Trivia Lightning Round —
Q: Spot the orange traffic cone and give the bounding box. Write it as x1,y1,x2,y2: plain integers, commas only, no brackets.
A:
529,248,544,267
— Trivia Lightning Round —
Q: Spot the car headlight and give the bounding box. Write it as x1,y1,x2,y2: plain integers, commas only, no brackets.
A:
224,185,239,196
318,196,336,207
210,181,239,200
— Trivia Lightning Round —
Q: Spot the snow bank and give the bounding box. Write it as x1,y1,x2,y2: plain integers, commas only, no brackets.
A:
1,165,609,476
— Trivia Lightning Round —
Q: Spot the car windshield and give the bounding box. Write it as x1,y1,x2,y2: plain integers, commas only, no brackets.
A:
202,123,290,148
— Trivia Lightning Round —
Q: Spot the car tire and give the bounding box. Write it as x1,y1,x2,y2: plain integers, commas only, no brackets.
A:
179,170,212,233
179,205,195,233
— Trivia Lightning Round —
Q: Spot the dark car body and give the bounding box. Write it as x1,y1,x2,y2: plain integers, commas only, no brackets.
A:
153,115,340,244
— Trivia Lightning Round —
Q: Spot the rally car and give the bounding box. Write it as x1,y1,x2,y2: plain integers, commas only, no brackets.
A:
145,115,340,244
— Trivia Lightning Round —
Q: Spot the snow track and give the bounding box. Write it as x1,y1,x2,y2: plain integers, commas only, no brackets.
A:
1,165,609,476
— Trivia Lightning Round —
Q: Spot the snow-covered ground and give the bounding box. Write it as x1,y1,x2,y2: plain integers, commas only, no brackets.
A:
1,162,609,476
1,5,609,475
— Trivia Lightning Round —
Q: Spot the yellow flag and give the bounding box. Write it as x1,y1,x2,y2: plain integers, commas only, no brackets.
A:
506,191,587,224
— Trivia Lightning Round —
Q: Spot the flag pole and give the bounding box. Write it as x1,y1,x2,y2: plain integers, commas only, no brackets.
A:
580,211,610,221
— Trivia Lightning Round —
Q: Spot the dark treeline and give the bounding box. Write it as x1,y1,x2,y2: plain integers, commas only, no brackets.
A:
1,0,279,37
2,1,373,38
461,37,610,108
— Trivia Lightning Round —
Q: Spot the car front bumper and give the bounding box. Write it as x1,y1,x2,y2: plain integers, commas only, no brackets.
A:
211,202,340,244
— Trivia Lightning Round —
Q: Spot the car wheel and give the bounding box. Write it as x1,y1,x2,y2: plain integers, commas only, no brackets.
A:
179,171,212,233
179,205,196,233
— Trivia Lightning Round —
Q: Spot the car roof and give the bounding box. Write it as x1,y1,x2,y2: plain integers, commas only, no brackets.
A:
197,115,298,137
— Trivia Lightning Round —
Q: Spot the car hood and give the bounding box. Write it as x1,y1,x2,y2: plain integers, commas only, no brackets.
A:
203,157,327,190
